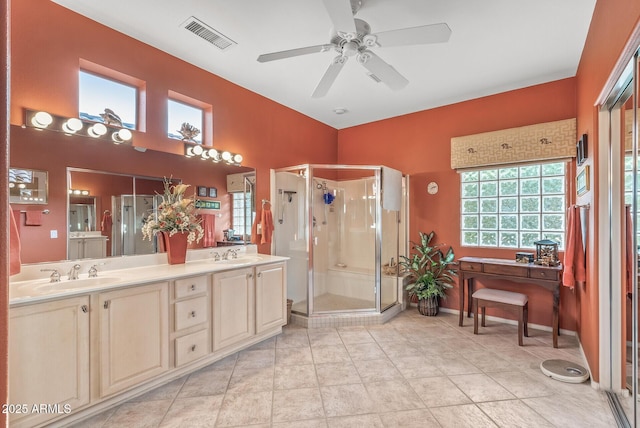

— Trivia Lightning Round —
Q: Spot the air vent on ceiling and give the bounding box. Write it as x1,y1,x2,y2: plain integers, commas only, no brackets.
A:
181,16,236,51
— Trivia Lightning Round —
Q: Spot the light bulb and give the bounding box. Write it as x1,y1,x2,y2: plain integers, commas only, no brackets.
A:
233,154,243,164
31,111,53,128
88,123,107,137
112,128,132,143
192,145,204,156
62,118,83,133
221,151,232,161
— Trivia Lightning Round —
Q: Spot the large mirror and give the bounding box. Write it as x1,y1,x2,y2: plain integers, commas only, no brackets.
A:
65,167,255,261
10,123,255,264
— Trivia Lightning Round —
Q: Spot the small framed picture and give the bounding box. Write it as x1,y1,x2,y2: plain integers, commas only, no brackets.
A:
577,165,590,196
576,134,588,166
9,167,48,204
208,187,217,198
197,186,207,197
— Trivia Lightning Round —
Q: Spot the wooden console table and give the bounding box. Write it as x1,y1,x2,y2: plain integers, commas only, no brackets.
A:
458,256,563,348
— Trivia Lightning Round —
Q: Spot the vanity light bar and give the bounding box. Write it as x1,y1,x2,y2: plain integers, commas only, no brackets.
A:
183,143,243,166
24,109,134,145
68,189,90,196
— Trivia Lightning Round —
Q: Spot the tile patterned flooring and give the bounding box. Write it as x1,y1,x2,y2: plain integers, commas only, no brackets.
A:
70,311,617,427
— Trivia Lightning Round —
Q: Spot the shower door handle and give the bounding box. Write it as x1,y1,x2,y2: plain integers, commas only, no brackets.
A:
314,236,318,246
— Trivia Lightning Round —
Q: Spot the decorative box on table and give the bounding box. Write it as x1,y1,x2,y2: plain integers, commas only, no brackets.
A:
515,252,534,263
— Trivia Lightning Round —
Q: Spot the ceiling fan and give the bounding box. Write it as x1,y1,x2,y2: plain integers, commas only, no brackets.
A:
257,0,452,98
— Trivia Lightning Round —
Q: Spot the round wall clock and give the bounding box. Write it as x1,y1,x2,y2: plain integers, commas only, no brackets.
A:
427,181,439,195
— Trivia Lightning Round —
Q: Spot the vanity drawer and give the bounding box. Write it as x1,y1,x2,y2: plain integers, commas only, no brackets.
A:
175,275,208,299
482,263,528,277
175,329,208,367
174,296,208,331
460,261,482,272
529,268,559,280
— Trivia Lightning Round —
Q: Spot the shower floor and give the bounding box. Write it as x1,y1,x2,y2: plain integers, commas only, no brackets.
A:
292,292,375,313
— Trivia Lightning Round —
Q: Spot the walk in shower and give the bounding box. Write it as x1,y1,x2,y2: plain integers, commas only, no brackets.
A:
273,165,406,326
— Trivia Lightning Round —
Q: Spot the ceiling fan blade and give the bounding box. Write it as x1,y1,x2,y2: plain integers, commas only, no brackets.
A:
373,23,452,47
357,50,408,91
312,55,348,98
257,44,336,62
321,0,357,36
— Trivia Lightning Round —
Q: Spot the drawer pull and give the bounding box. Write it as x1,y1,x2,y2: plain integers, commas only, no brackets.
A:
190,284,196,291
247,273,253,279
191,345,196,352
190,310,196,318
257,272,262,278
81,305,88,313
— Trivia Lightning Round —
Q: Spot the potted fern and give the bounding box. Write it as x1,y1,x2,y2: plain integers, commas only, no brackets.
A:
400,231,457,316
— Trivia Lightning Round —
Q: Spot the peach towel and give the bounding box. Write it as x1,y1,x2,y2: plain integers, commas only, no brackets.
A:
251,202,275,245
200,214,217,247
10,209,21,275
562,205,586,288
25,208,42,226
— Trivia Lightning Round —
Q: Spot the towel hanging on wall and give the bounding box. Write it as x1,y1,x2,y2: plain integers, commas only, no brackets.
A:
562,205,586,288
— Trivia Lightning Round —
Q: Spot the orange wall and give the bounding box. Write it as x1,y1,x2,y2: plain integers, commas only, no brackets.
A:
10,0,338,255
574,0,640,385
338,79,578,332
1,0,10,423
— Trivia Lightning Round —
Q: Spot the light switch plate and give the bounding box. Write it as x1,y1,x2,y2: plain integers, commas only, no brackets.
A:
50,230,58,239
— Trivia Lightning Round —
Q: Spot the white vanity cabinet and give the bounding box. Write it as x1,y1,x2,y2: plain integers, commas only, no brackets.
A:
69,235,107,259
212,267,255,350
98,282,169,397
212,262,287,350
171,275,210,367
9,296,90,428
256,262,287,334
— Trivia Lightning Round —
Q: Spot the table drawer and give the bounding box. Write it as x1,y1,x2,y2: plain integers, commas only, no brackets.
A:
483,263,528,277
529,269,559,280
175,329,208,367
175,275,208,299
460,261,482,272
175,296,208,331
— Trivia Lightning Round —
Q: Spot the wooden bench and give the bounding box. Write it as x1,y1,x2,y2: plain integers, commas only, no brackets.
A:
472,288,529,346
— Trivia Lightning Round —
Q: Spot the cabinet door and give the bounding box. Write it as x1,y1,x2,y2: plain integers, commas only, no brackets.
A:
99,282,169,397
212,268,254,350
256,263,286,334
9,296,90,427
84,237,106,258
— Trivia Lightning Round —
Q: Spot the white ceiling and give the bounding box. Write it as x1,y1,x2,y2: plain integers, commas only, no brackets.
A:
52,0,596,129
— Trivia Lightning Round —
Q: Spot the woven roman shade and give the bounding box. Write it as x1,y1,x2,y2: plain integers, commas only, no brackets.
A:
451,119,576,170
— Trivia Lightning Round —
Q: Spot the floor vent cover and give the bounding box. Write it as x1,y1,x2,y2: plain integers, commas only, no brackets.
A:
182,17,236,51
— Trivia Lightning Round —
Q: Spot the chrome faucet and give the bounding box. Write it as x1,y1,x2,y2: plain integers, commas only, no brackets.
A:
229,249,239,259
68,264,81,280
88,265,99,278
222,249,232,260
41,268,61,283
211,251,221,261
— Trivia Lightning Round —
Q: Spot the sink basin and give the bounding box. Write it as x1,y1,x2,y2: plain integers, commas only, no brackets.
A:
216,256,263,265
33,277,121,292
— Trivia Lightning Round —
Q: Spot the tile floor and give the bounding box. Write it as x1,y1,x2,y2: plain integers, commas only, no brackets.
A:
70,310,617,427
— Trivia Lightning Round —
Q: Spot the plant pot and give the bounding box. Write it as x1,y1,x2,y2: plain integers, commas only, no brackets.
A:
417,296,439,316
160,231,188,264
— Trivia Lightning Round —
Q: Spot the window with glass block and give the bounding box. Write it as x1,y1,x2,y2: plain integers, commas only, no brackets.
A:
460,162,566,249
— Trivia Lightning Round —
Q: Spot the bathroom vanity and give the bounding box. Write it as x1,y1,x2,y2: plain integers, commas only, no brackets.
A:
8,248,287,427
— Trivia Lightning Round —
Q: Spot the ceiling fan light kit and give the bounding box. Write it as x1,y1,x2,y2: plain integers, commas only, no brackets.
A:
257,0,451,98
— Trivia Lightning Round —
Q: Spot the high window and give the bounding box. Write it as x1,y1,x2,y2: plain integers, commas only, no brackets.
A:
79,70,137,129
460,162,566,249
167,99,203,144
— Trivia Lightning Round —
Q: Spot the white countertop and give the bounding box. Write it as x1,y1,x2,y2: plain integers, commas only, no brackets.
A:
10,246,288,307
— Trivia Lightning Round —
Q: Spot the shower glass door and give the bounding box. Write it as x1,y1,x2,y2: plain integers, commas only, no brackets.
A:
311,167,377,313
274,169,309,316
